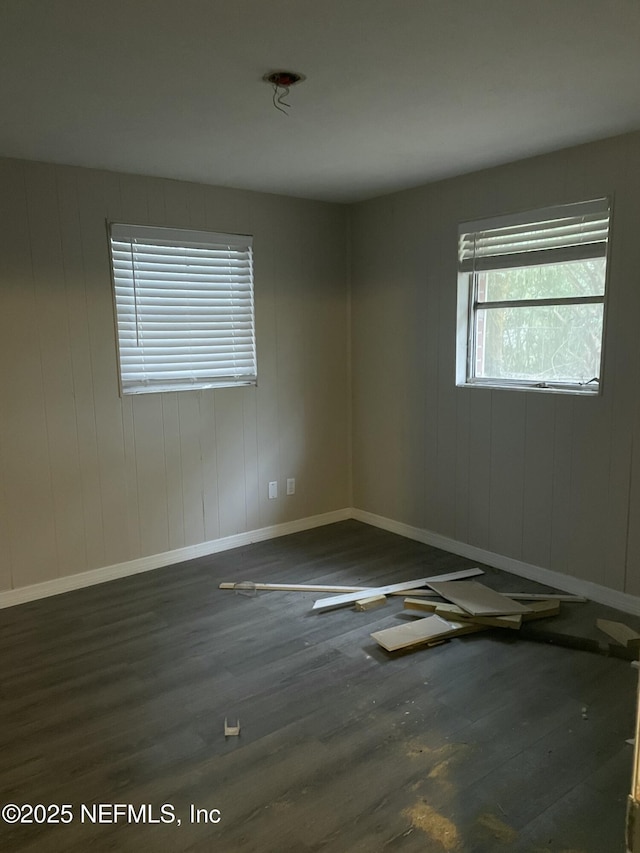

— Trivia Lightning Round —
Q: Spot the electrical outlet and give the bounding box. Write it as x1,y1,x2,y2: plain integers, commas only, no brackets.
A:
286,478,295,495
268,481,278,499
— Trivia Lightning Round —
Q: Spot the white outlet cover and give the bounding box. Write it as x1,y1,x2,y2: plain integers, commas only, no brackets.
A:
268,481,278,499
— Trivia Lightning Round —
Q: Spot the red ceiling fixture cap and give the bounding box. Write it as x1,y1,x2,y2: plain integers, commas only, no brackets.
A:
263,70,306,87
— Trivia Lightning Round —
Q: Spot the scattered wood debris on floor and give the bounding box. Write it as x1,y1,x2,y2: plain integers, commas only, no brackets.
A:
219,568,600,655
220,571,640,658
371,582,563,652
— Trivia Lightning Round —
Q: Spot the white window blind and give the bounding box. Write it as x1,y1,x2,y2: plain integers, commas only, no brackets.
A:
109,224,256,394
459,198,610,273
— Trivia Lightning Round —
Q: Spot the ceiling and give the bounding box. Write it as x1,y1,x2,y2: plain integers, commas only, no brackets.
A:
2,0,640,203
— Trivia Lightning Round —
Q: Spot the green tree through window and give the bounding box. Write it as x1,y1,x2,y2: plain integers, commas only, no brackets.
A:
477,260,605,384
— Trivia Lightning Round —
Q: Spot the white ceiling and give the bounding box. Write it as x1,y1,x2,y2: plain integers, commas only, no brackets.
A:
2,0,640,203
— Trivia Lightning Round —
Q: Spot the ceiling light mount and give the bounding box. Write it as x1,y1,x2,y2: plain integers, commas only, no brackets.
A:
263,70,306,115
263,70,306,88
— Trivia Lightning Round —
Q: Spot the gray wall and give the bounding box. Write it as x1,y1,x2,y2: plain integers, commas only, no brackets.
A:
350,132,640,596
4,132,640,600
0,158,350,591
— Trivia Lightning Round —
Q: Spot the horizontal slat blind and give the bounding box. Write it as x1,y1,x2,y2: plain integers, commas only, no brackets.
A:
109,224,256,394
459,198,610,272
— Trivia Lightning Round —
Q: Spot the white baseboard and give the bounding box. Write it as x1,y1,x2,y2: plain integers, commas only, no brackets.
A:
0,508,351,610
352,508,640,617
4,504,640,617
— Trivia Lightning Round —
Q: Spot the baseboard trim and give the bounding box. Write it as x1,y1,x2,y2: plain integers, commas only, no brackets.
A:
352,508,640,617
4,505,640,617
0,508,351,610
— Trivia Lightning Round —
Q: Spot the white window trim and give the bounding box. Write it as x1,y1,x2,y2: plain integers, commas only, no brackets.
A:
108,223,257,395
455,198,611,396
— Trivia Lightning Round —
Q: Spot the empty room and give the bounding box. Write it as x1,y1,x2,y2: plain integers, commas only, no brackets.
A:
2,2,640,851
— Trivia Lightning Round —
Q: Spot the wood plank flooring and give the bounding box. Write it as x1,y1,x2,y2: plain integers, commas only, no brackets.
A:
0,520,636,852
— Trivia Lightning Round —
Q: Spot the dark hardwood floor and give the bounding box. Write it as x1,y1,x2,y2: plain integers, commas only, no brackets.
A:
0,520,636,852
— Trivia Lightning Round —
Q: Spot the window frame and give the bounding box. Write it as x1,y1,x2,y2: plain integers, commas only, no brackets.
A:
456,199,612,396
108,222,257,396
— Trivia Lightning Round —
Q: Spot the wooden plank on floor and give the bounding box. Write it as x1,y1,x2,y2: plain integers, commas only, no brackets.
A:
405,597,561,626
405,591,584,603
427,580,532,616
521,599,561,620
506,593,586,602
404,597,439,613
221,582,585,602
371,614,487,652
433,602,522,630
220,582,367,593
312,567,484,612
597,619,640,648
355,595,387,611
220,583,437,596
404,596,522,628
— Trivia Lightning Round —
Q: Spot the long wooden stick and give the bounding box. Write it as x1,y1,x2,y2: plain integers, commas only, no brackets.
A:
219,582,434,596
504,593,585,602
219,582,364,593
219,582,585,602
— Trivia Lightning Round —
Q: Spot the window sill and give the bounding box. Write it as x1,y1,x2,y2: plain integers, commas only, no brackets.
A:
458,379,600,396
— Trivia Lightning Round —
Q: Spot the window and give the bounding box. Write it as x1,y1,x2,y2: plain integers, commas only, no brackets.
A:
109,224,256,394
456,198,611,394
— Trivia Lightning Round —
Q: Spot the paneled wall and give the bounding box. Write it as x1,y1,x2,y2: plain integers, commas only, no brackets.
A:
4,132,640,602
350,133,640,596
0,158,349,592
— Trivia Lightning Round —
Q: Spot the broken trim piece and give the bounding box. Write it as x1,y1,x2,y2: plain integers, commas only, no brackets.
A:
426,580,532,616
371,614,487,652
404,596,522,627
219,582,585,602
219,582,436,596
355,594,387,611
506,593,586,602
312,568,484,613
433,603,522,630
597,619,640,649
220,582,365,593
